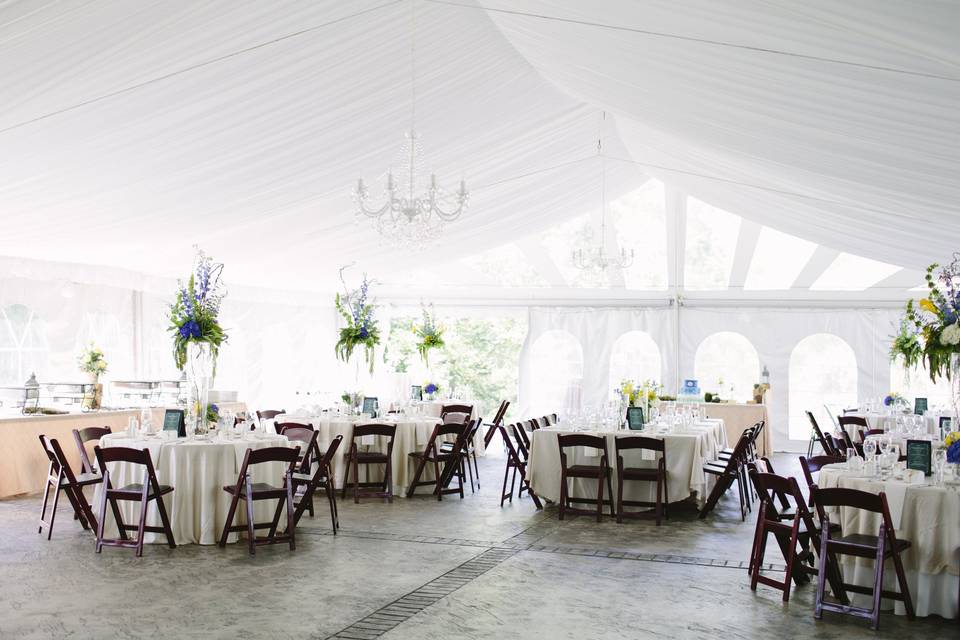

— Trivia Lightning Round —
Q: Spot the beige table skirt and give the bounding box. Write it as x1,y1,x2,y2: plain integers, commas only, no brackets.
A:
660,403,770,456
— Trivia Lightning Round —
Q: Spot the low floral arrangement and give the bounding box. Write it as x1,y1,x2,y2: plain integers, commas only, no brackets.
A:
413,304,445,366
206,403,220,425
891,257,960,381
619,379,658,407
78,343,108,380
168,248,227,371
424,381,440,398
945,431,960,464
335,268,380,373
340,391,363,410
883,392,906,408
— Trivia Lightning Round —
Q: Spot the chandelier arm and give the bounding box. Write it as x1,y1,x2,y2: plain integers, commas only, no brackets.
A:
429,198,467,221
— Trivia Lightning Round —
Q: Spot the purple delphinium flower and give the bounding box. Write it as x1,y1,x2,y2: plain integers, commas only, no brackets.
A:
179,320,201,339
883,395,894,407
948,442,960,464
425,383,438,394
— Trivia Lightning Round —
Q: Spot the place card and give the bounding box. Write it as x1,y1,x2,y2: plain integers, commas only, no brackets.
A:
905,439,932,476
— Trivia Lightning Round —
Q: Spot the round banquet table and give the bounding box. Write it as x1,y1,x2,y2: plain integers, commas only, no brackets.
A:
94,432,294,545
271,413,475,497
526,419,727,507
846,412,942,439
818,464,959,618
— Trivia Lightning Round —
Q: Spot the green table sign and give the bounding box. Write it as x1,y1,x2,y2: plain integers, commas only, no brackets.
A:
905,439,931,476
163,409,185,438
626,406,645,430
913,397,928,416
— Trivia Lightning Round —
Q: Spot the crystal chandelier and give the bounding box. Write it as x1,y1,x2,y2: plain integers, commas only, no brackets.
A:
354,1,468,244
572,112,634,271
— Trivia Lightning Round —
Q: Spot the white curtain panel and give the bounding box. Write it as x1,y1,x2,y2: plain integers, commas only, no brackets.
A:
480,0,960,269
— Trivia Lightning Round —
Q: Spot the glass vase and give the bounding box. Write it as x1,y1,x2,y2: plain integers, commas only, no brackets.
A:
186,341,215,437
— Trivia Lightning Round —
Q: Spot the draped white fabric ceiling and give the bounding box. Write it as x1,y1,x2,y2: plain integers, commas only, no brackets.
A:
0,0,957,293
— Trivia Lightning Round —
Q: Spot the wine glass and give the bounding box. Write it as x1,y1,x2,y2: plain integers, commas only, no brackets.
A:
139,407,153,434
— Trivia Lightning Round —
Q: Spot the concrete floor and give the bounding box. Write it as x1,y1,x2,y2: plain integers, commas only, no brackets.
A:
0,453,955,639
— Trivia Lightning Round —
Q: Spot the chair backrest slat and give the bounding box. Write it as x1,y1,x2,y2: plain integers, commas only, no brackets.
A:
72,426,112,474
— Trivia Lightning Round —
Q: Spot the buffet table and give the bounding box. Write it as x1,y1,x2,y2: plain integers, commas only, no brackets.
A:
658,402,769,456
0,403,247,499
818,463,959,618
95,431,292,545
526,419,726,507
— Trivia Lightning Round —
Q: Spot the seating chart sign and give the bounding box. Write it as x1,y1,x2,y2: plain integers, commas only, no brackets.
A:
906,439,931,476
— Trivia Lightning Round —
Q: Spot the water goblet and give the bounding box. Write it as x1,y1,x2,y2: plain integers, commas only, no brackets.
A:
934,449,947,484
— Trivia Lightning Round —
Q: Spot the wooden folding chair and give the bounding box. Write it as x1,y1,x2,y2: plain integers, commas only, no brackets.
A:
699,431,752,520
72,426,112,475
440,417,482,492
289,435,343,533
557,433,615,522
811,486,915,630
341,423,396,503
497,424,542,509
807,411,837,457
406,422,468,500
219,445,300,555
275,420,313,436
482,400,510,448
615,435,668,525
440,403,473,421
93,445,176,557
37,435,102,539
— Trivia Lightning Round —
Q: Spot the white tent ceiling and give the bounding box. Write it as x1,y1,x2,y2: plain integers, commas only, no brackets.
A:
0,0,957,298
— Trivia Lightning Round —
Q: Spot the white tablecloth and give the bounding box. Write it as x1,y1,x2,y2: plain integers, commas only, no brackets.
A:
273,413,471,497
526,420,727,507
818,464,959,618
847,412,941,439
94,432,294,545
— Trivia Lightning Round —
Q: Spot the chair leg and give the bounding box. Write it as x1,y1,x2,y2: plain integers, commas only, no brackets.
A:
559,471,567,521
749,521,766,592
286,482,296,551
45,472,64,540
605,470,615,518
385,458,394,504
472,450,480,489
654,473,663,526
135,486,149,557
616,466,624,524
96,486,109,553
407,454,428,498
38,465,54,535
219,491,240,547
433,458,443,501
595,471,604,523
340,450,352,500
871,536,886,630
889,536,915,620
781,524,799,602
352,455,360,504
155,494,176,549
500,460,512,507
814,522,830,620
326,482,338,533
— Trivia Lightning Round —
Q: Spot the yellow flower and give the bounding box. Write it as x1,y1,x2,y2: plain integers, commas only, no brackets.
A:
919,298,937,314
946,432,959,447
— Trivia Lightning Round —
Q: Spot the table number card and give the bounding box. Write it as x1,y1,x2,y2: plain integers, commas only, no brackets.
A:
626,406,645,430
939,416,952,441
410,385,423,401
905,439,932,476
913,397,928,416
162,409,185,438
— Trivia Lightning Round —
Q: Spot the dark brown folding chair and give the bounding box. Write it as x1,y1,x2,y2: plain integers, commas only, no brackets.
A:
858,428,884,442
275,420,313,435
279,424,321,476
545,413,558,426
811,486,915,630
482,400,510,448
838,416,868,453
440,417,482,492
440,404,473,421
289,435,343,534
747,469,819,601
615,435,668,525
219,445,300,555
406,422,468,500
37,435,102,539
72,426,112,475
93,445,176,557
557,433,615,522
700,431,752,520
341,423,396,503
497,424,542,509
256,409,285,425
807,411,836,457
798,455,843,501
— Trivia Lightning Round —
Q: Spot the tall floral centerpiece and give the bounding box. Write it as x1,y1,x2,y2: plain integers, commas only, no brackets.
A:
334,268,380,374
413,304,445,368
78,343,107,410
168,249,227,436
891,256,960,421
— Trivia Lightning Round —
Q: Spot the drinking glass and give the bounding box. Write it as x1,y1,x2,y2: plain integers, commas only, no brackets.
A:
140,407,153,434
845,448,856,465
934,449,948,484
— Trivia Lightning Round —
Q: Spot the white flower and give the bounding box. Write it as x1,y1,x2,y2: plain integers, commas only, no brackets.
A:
940,323,960,346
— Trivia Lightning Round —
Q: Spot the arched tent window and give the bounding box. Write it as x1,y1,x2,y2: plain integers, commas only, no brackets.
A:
609,330,662,397
890,363,952,412
529,330,583,416
0,304,49,385
789,334,858,440
693,332,760,403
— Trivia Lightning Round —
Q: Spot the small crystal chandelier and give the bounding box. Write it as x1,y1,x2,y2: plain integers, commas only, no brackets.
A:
354,1,468,244
572,112,634,271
